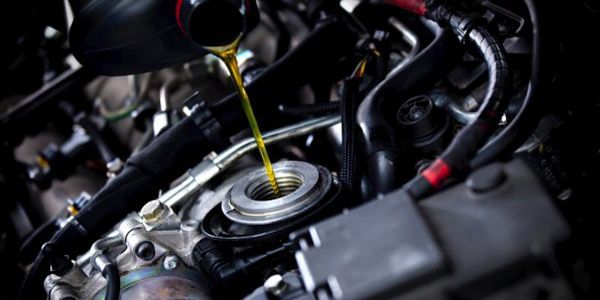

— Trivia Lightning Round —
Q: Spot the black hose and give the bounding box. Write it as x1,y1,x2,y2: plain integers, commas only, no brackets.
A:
470,0,543,168
405,5,511,199
18,219,57,265
357,25,458,195
278,101,340,116
102,263,120,300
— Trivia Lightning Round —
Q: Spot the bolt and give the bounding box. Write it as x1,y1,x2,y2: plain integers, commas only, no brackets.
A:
264,274,287,296
163,255,179,270
135,241,155,261
140,200,167,223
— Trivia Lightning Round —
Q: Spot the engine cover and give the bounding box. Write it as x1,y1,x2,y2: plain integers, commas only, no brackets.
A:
282,160,572,299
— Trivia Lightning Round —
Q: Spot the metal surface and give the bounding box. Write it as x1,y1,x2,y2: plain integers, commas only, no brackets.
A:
92,255,113,273
140,200,168,223
388,17,420,71
163,255,179,270
160,114,340,210
91,257,209,300
159,78,178,111
212,115,340,169
77,231,121,266
45,262,87,300
222,161,332,225
201,174,342,244
51,200,206,300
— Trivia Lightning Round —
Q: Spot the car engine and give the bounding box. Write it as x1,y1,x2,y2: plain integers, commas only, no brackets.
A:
1,0,598,299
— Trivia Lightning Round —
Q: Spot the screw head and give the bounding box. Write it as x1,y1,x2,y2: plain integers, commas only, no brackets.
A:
163,255,179,270
140,200,166,222
135,241,155,261
264,274,287,296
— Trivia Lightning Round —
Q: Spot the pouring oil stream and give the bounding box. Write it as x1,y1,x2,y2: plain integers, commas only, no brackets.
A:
207,38,281,197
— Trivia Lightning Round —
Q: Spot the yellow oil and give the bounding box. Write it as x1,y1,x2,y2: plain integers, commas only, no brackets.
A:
208,38,281,197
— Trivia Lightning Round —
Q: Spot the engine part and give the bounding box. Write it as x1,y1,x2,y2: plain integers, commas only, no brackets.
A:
222,160,331,225
45,256,210,300
45,199,210,300
404,3,512,199
92,261,208,300
358,22,458,194
201,160,341,244
160,114,340,211
192,239,291,296
291,160,571,299
29,24,359,287
397,94,449,154
7,1,597,299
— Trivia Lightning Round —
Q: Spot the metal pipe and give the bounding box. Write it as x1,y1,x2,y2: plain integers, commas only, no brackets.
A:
388,17,420,70
77,231,121,265
161,114,341,209
159,78,180,111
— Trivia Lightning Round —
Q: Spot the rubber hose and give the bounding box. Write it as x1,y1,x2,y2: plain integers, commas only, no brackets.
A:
357,25,458,194
102,264,120,300
18,219,57,265
405,6,511,199
470,0,543,168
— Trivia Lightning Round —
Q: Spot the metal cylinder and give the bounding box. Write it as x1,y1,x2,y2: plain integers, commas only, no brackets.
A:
221,161,332,225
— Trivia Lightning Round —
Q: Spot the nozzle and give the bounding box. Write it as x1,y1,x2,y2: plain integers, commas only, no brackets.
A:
177,0,255,47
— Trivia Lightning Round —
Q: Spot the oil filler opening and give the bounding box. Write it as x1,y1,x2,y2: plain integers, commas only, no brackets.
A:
247,171,304,200
222,160,333,225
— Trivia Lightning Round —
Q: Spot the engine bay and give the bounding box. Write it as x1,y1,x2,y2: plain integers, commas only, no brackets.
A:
1,0,598,299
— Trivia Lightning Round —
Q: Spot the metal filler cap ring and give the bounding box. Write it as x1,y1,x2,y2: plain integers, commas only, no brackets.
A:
222,160,331,225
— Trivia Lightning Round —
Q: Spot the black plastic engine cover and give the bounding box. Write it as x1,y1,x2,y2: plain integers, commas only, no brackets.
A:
281,160,572,300
68,0,258,75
